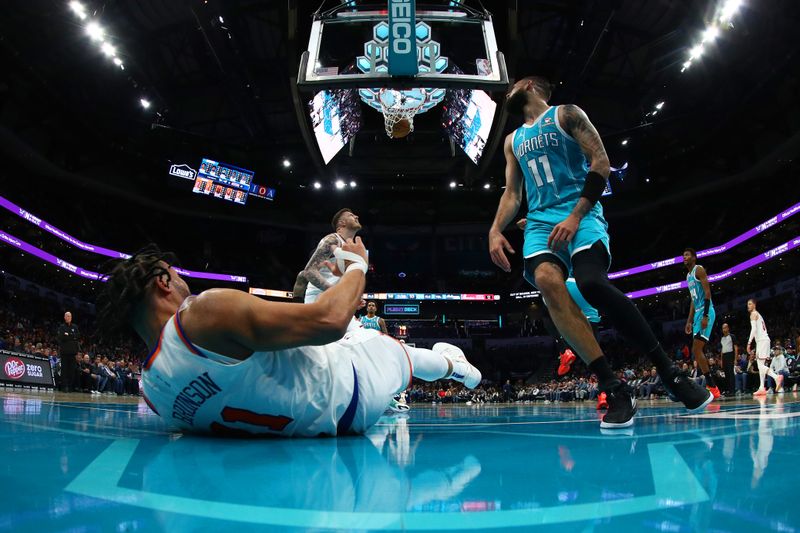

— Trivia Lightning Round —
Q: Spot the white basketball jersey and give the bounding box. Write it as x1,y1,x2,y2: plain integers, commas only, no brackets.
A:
141,299,410,437
305,233,345,302
752,312,769,343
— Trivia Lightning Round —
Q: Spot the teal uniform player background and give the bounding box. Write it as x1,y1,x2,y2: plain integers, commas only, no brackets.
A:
360,315,382,331
514,105,611,278
687,265,715,341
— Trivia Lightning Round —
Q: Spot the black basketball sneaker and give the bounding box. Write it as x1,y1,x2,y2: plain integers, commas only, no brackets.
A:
600,383,637,429
662,369,714,413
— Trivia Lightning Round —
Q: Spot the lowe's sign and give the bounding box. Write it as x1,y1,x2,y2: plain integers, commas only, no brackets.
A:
169,163,197,180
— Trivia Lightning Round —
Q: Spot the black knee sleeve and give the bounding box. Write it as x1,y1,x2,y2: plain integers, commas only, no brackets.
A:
572,242,661,355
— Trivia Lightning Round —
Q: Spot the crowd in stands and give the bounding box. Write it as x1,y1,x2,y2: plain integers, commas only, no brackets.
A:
1,268,798,404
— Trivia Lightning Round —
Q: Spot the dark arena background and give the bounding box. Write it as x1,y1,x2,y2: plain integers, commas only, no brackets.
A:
1,1,800,531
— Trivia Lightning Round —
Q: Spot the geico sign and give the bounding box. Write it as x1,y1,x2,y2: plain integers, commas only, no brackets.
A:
390,0,413,54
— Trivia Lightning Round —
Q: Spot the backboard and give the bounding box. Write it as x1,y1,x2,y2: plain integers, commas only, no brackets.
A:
297,1,508,91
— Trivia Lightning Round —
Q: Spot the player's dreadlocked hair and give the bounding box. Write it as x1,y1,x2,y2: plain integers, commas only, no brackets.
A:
96,244,179,341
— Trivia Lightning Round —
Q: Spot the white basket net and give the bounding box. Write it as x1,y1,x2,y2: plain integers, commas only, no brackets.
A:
379,89,426,138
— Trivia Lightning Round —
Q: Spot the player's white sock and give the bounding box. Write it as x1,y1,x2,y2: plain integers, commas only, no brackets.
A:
757,359,768,390
406,346,450,381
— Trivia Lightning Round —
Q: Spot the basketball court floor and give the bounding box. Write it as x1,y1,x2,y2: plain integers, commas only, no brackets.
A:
2,389,797,532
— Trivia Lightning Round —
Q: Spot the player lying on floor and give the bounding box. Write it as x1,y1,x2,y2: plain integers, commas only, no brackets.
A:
97,239,480,437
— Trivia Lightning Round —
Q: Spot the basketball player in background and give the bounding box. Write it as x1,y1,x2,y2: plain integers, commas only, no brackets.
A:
361,301,389,334
683,248,720,399
747,298,781,396
96,242,480,436
359,300,409,413
489,76,712,429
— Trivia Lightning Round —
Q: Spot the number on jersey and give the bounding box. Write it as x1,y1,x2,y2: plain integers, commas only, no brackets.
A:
527,155,555,187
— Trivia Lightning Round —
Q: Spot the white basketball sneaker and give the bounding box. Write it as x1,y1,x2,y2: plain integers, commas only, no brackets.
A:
432,343,482,389
386,394,410,413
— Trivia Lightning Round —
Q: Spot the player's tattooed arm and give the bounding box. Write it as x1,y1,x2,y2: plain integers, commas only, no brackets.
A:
560,104,610,178
570,197,594,219
303,234,340,291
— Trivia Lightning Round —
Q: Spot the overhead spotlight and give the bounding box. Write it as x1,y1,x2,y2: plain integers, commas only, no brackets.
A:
69,1,87,19
655,101,664,110
719,0,742,22
282,158,291,168
335,179,345,189
681,60,692,72
112,57,122,66
85,21,104,42
651,110,659,116
689,44,704,60
100,42,116,58
702,26,720,43
313,181,322,189
645,178,651,183
139,98,151,109
218,16,225,23
621,139,629,146
349,181,357,188
483,183,491,189
449,181,457,188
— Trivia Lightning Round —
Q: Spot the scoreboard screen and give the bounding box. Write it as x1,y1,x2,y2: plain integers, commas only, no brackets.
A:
193,158,254,205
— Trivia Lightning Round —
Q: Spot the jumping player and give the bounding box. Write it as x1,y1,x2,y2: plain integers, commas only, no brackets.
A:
303,208,362,304
96,242,481,436
489,76,712,428
683,248,720,399
361,301,389,334
747,298,780,397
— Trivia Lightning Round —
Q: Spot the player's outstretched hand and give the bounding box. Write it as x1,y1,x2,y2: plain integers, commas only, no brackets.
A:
341,237,368,266
489,230,515,272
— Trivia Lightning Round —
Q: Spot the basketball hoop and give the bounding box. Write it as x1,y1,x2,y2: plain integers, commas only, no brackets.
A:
378,88,426,138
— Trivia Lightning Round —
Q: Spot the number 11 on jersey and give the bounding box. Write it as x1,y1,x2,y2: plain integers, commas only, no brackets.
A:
527,155,555,187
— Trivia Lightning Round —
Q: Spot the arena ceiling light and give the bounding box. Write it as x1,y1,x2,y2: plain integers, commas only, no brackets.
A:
69,1,87,19
681,0,744,73
719,0,743,23
282,158,291,168
349,181,357,188
100,42,116,58
483,183,491,189
313,181,322,189
335,180,346,190
702,26,720,43
449,181,457,188
85,21,104,42
139,98,151,109
621,139,629,146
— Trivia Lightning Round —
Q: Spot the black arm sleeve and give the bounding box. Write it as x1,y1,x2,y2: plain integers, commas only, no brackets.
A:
579,171,607,206
703,300,711,317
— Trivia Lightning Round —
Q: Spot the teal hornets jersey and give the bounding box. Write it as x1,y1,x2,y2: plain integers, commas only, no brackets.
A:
512,106,599,222
687,265,712,312
360,315,382,331
566,278,600,324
